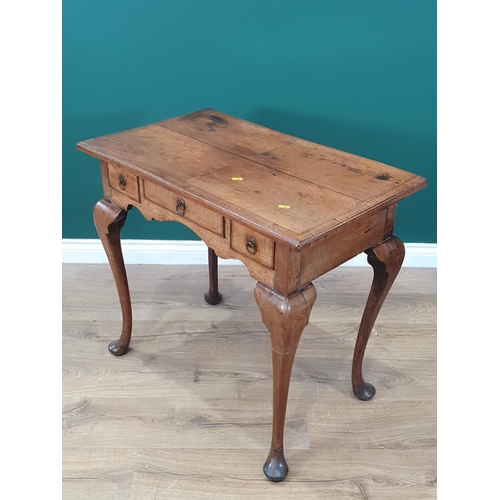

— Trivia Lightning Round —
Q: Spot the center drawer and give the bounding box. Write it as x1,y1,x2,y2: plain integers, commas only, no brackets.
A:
144,179,224,236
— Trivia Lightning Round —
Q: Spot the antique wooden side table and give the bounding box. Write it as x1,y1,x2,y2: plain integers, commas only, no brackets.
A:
77,109,427,482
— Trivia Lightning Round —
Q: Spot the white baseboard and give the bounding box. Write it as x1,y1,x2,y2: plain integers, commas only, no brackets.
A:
62,239,437,268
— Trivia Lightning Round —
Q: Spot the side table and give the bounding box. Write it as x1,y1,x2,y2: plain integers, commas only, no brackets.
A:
77,109,427,481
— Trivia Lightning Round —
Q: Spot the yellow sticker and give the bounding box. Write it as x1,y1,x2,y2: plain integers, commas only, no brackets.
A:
232,177,243,181
278,204,290,209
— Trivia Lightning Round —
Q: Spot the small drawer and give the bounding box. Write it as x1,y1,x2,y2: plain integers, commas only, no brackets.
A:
108,163,140,202
230,221,275,268
144,179,224,236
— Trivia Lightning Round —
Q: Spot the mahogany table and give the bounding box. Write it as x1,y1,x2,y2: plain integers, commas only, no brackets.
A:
77,109,427,481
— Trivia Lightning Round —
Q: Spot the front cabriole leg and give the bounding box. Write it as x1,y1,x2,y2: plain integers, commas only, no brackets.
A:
93,198,132,356
255,282,317,482
352,236,405,400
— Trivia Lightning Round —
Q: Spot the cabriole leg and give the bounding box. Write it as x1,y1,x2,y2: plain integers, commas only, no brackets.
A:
93,198,132,356
255,283,317,481
352,236,405,400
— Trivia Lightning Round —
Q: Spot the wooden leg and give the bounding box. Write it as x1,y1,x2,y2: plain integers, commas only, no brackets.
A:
93,198,132,356
204,247,222,305
352,236,405,400
255,282,317,482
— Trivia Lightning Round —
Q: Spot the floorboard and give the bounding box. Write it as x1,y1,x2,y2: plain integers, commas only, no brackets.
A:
62,264,436,499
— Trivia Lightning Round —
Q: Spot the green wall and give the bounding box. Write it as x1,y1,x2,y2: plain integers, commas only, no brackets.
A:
63,1,436,243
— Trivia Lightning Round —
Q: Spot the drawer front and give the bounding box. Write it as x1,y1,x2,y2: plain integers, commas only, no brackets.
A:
144,179,224,236
108,163,140,202
230,221,275,268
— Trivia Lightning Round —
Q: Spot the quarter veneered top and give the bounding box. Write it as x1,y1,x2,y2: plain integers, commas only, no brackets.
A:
77,108,427,243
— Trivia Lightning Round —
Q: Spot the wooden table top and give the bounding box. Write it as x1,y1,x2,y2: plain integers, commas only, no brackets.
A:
77,108,426,244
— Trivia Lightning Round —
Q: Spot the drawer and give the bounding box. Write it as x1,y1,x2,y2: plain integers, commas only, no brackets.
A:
144,179,224,236
108,163,140,202
230,221,275,268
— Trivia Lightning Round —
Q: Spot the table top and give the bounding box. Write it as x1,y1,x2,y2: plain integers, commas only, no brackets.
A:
77,108,426,243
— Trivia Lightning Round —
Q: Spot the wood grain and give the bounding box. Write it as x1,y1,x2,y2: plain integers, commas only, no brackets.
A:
93,199,132,356
63,264,436,499
78,109,427,312
254,282,317,481
108,162,141,202
230,220,275,269
185,161,360,239
144,178,224,236
352,236,406,401
161,109,418,201
77,109,427,244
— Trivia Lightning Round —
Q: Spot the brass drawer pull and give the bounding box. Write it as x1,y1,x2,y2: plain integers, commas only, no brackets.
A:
176,198,186,216
246,236,257,255
118,174,127,189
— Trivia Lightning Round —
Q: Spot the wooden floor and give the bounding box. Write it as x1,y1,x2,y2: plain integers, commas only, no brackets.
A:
62,264,436,499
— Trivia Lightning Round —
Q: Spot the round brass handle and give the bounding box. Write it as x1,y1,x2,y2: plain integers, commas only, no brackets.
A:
176,198,186,216
246,236,257,255
118,174,127,189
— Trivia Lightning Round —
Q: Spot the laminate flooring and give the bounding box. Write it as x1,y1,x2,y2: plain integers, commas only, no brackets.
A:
62,264,436,499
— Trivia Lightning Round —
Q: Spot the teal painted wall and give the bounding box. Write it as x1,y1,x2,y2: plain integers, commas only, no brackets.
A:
63,1,436,243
